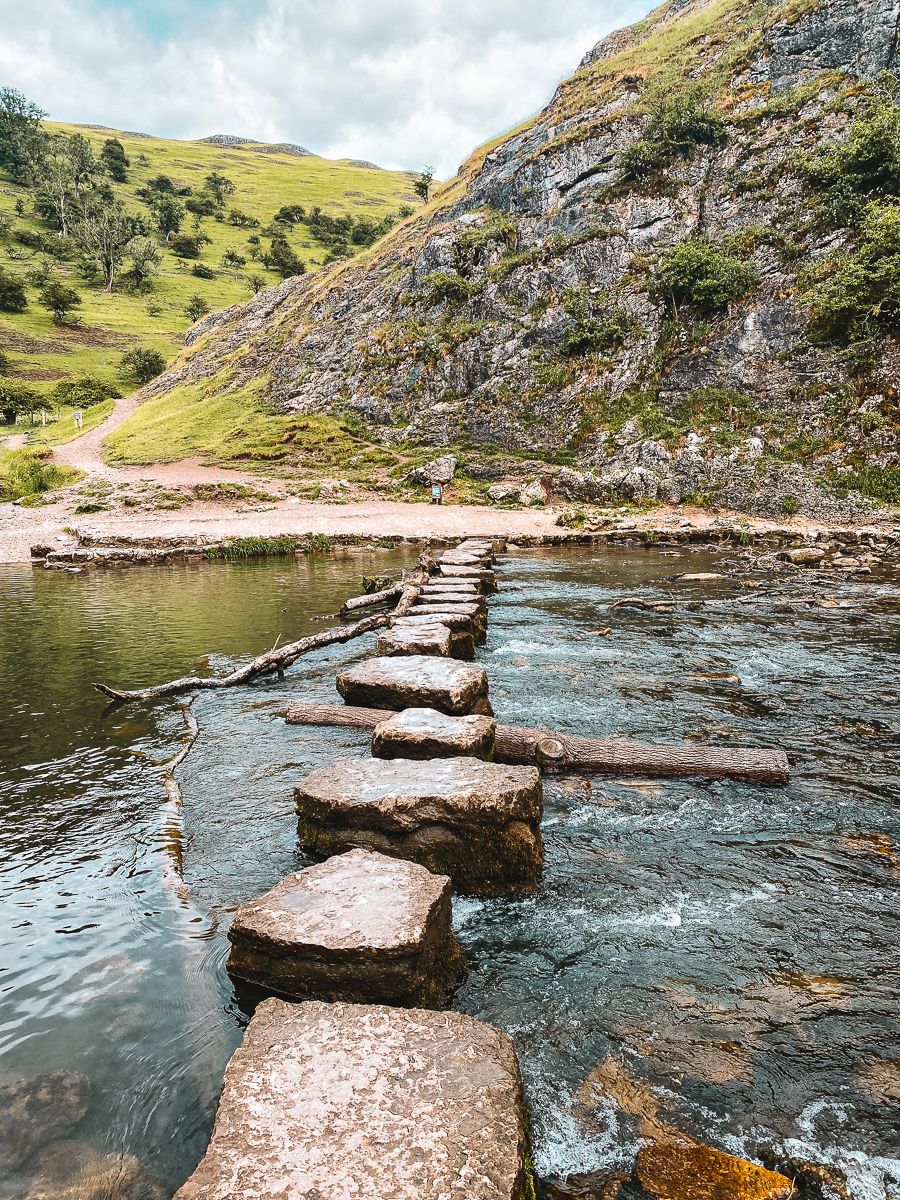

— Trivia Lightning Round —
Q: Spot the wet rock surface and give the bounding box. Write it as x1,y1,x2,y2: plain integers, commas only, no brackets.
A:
294,756,543,894
636,1136,797,1200
0,1070,90,1170
437,565,497,591
372,707,497,761
392,614,477,658
173,998,529,1200
336,654,489,714
227,849,466,1007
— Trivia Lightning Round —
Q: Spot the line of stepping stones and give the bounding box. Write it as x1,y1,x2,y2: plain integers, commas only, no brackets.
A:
177,539,539,1200
176,542,798,1200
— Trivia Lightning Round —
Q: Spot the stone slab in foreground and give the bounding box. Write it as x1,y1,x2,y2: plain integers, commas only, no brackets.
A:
376,623,452,658
373,708,497,761
337,655,488,715
173,999,529,1200
295,756,543,895
227,850,465,1007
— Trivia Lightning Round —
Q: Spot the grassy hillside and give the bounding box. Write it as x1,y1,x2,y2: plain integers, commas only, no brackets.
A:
0,121,416,440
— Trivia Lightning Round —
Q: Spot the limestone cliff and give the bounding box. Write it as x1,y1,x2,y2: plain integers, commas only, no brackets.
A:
139,0,900,516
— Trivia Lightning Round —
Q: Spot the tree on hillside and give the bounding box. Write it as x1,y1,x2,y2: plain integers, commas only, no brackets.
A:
246,272,265,294
185,294,209,321
121,347,166,383
39,280,82,323
122,236,161,291
204,170,236,207
34,133,99,237
0,87,46,182
414,165,435,202
0,267,28,312
266,233,305,278
100,137,129,182
150,193,185,241
74,201,145,291
0,380,39,424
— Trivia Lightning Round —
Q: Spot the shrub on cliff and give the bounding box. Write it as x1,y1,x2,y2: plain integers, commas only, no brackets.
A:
656,236,757,314
618,84,728,185
803,201,900,340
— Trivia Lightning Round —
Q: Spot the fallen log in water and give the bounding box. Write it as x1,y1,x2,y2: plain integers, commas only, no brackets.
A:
340,582,404,616
284,703,790,785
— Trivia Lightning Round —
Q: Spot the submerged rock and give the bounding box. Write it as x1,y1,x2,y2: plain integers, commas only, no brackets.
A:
26,1140,166,1200
294,756,543,895
780,547,827,565
0,1070,90,1170
372,708,496,761
227,850,466,1008
336,655,489,715
174,999,529,1200
636,1136,796,1200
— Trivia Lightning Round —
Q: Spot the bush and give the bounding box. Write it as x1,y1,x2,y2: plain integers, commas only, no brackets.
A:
169,233,202,258
273,204,305,225
0,267,28,312
266,234,305,278
185,294,210,321
185,193,219,217
0,350,10,374
656,236,757,313
0,380,39,424
51,377,119,409
221,249,246,269
801,93,900,227
618,84,728,185
559,288,636,356
38,280,82,323
121,347,167,384
802,201,900,341
422,270,472,305
192,263,216,279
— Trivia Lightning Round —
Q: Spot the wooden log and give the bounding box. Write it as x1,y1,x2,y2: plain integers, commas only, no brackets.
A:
284,703,790,786
340,583,403,616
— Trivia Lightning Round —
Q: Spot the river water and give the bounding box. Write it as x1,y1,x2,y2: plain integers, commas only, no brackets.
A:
0,545,898,1198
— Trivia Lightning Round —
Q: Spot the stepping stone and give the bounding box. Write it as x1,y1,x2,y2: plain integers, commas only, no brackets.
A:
295,756,543,895
174,999,529,1200
376,623,452,658
392,614,475,659
226,850,466,1008
421,580,480,593
410,603,486,644
372,708,497,761
337,655,488,715
438,565,497,591
440,551,489,567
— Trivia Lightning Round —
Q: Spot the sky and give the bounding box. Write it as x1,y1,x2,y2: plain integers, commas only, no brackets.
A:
0,0,652,176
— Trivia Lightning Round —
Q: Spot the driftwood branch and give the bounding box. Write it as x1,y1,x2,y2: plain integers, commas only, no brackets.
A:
284,702,790,786
92,552,437,706
340,582,403,616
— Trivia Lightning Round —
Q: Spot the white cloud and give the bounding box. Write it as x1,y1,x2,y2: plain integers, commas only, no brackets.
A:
0,0,652,175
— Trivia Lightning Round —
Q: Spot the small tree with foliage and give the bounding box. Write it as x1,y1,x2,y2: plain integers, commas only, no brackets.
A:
51,377,120,408
39,280,82,323
74,202,145,291
100,137,129,182
121,236,161,292
169,232,201,258
121,347,166,383
151,193,185,241
204,170,236,208
246,272,265,294
267,233,305,278
0,267,28,312
0,87,46,182
185,294,209,321
0,380,39,424
414,165,435,202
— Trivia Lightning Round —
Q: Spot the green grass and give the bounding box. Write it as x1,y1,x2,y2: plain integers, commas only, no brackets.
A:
0,447,81,501
103,378,405,475
0,123,416,410
13,398,116,446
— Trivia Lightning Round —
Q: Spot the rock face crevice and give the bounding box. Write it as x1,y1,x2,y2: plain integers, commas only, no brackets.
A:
140,0,899,516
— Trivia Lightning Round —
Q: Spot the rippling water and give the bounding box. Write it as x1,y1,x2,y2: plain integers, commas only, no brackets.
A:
1,545,898,1197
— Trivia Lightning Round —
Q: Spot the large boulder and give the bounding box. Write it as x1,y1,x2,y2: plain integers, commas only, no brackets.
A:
174,999,530,1200
406,454,457,486
336,655,489,714
227,850,466,1008
294,756,544,895
0,1070,90,1171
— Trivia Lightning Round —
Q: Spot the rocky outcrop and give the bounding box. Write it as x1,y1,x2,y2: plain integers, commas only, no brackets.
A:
174,999,531,1200
134,0,899,519
226,850,466,1007
294,756,544,895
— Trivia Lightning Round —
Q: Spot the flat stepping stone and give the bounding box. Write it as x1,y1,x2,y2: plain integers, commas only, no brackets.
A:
392,615,475,659
174,999,528,1200
440,551,488,567
416,591,486,612
376,623,452,658
438,565,497,591
372,708,497,761
226,850,466,1008
337,655,488,714
410,603,486,644
295,756,543,895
